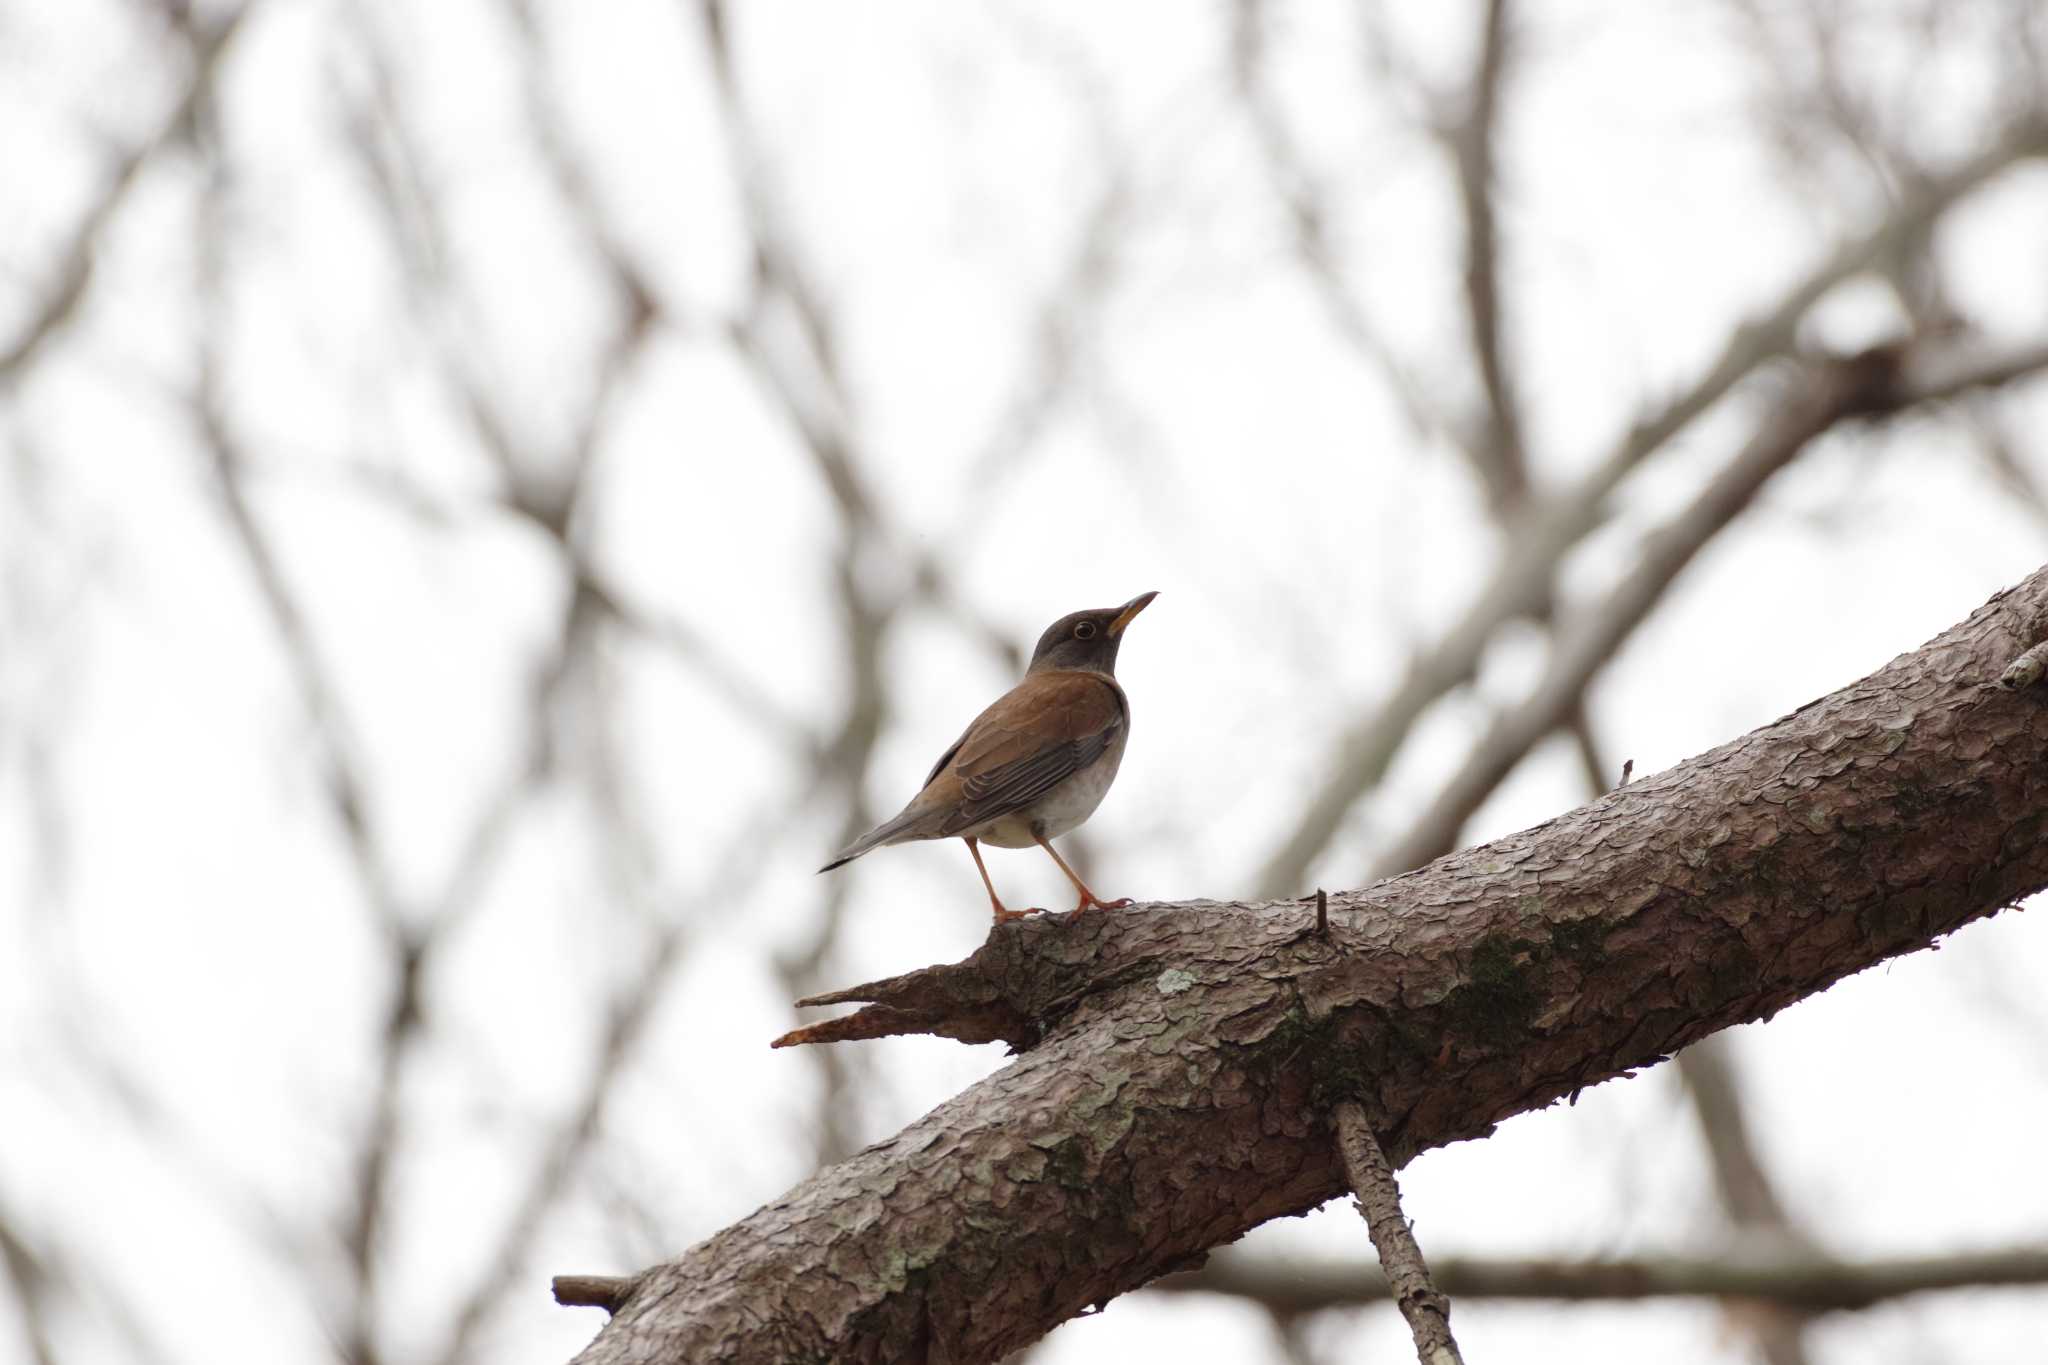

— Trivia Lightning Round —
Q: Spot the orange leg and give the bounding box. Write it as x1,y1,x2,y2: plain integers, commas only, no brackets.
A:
1032,833,1132,913
965,838,1038,924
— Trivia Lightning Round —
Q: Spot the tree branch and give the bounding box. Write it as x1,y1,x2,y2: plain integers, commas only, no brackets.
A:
1449,0,1526,513
0,4,256,384
562,563,2048,1364
1156,1242,2048,1315
1257,113,2048,897
1332,1102,1465,1365
0,1209,59,1365
1230,0,1465,453
1675,1038,1813,1365
1371,335,2048,875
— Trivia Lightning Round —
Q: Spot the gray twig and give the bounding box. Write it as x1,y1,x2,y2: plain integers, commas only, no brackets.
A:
1332,1102,1465,1365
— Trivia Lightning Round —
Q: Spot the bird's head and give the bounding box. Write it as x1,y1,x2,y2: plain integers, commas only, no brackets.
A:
1025,591,1158,676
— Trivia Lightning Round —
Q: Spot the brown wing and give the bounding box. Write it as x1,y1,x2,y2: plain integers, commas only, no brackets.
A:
918,671,1125,836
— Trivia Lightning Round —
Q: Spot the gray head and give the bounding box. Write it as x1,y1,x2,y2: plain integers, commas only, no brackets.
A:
1026,592,1158,675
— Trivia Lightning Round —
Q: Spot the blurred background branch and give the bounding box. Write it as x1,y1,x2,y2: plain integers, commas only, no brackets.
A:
1160,1242,2048,1315
4,1,2048,1362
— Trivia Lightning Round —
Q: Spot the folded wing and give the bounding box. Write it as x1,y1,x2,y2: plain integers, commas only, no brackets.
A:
927,672,1125,836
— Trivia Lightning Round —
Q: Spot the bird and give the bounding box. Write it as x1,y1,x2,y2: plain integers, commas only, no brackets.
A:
819,591,1158,924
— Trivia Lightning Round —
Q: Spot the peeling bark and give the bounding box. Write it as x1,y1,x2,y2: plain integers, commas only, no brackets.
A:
567,566,2048,1365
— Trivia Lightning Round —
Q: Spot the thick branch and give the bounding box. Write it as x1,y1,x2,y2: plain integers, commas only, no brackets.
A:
568,565,2048,1365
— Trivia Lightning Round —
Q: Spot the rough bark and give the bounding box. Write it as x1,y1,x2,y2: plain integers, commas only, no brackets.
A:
566,566,2048,1365
1332,1101,1465,1365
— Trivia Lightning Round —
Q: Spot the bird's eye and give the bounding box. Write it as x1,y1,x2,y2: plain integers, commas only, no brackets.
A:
1073,621,1097,640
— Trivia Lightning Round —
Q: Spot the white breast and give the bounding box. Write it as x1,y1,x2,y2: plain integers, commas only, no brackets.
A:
972,726,1128,848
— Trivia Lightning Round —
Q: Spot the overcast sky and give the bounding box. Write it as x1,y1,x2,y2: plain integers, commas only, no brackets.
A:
4,2,2048,1364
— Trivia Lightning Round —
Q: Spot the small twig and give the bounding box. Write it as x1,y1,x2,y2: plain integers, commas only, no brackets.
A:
1332,1102,1466,1365
552,1275,634,1313
1998,639,2048,689
1315,888,1329,938
1618,758,1634,788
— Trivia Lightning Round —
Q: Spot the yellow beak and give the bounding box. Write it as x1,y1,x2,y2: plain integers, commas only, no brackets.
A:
1108,591,1159,638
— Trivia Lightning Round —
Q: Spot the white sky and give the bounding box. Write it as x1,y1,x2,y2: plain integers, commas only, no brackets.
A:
4,2,2048,1364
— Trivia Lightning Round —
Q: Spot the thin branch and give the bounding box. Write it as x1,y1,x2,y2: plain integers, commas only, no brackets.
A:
498,0,666,518
695,0,914,1174
1562,703,1611,804
1259,113,2048,897
1371,335,2048,875
1157,1242,2048,1314
1230,0,1464,452
1679,1043,1794,1233
0,4,256,383
430,804,792,1365
1447,0,1527,512
0,1211,58,1365
1332,1102,1465,1365
573,571,820,759
961,161,1131,492
193,115,403,1359
195,89,570,1360
0,1196,176,1365
1676,1040,1813,1365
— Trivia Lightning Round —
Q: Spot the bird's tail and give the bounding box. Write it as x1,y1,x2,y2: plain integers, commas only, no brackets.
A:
817,808,926,873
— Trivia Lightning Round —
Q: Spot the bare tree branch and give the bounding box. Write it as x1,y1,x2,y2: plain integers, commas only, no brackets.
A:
1446,0,1526,512
1258,113,2048,897
1676,1039,1813,1365
1158,1242,2048,1314
0,4,255,383
1369,336,2048,875
0,1185,176,1365
1231,0,1464,452
1333,1102,1465,1365
433,803,795,1365
565,562,2048,1363
0,1210,58,1365
193,72,580,1359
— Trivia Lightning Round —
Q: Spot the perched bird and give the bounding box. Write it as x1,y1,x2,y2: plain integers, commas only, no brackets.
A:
819,592,1158,924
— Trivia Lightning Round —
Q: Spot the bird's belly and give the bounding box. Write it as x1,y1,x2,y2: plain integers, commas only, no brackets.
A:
973,740,1126,849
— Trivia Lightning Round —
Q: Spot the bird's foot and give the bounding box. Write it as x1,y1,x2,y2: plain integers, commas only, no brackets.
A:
992,905,1046,925
1070,895,1134,914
